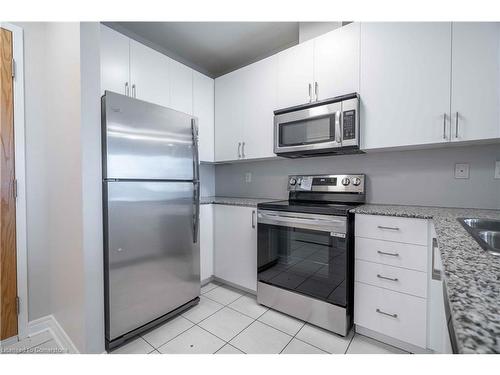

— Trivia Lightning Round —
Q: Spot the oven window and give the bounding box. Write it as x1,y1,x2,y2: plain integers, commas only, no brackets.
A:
258,223,347,307
279,115,335,147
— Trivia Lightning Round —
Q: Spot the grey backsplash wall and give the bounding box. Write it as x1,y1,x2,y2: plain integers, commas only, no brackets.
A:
200,164,216,197
215,144,500,209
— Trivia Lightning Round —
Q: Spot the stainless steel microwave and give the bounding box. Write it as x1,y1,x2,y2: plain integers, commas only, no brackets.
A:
274,93,360,157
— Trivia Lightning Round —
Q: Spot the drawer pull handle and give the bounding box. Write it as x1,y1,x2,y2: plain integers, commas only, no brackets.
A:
377,274,399,282
376,308,398,318
377,225,400,231
377,250,399,257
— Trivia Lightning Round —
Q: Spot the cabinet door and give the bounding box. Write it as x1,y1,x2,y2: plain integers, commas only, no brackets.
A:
170,59,193,114
242,55,278,159
193,71,215,162
129,40,170,107
200,204,214,282
100,25,130,96
360,23,452,150
214,70,245,161
214,205,257,292
277,40,314,108
314,22,360,100
451,22,500,142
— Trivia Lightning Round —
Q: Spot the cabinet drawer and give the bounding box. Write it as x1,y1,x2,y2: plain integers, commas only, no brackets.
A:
355,237,427,272
355,214,428,245
355,260,427,298
354,282,427,348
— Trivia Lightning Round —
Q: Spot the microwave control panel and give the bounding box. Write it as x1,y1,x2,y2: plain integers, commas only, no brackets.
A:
342,110,356,140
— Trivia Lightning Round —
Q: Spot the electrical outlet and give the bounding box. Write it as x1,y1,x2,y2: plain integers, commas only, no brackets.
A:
495,161,500,179
455,163,470,179
245,172,252,183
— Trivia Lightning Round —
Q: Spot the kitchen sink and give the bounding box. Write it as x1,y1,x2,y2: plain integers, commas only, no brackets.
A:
458,218,500,256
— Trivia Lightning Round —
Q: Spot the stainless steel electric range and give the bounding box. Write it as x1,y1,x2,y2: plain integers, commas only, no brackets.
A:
256,174,366,336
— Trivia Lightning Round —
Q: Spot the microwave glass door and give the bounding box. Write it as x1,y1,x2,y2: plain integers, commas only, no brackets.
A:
257,222,348,307
279,115,335,147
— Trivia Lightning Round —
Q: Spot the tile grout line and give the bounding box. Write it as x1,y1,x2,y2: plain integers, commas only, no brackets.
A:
279,321,306,354
344,331,355,354
141,319,195,352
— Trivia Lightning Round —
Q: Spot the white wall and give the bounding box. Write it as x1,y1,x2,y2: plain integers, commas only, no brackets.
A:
80,22,105,354
299,22,342,42
215,144,500,209
200,164,216,197
44,22,86,352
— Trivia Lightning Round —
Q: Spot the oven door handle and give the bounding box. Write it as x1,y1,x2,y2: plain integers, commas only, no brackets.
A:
258,212,346,232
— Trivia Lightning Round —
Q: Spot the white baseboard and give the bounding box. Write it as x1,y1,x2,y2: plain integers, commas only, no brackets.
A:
28,315,79,354
355,325,432,354
0,335,19,349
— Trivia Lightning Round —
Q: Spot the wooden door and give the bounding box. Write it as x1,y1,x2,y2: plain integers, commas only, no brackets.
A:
0,27,18,340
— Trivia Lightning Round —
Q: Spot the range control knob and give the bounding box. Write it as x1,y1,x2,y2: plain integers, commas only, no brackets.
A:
352,177,361,186
341,177,350,186
289,177,297,186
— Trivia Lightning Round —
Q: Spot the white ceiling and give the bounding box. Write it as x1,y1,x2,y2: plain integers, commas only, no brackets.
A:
106,22,300,78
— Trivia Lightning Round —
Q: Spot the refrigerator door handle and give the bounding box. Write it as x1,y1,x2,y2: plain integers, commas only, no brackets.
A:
193,181,200,243
191,118,200,243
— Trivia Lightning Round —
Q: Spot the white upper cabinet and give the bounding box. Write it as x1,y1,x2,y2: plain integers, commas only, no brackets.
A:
360,23,452,150
242,55,278,160
214,69,245,162
277,40,315,108
100,24,130,96
169,59,194,115
314,22,360,100
193,71,215,162
129,40,171,108
451,22,500,142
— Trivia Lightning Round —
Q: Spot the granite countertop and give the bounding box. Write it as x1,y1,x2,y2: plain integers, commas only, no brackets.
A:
200,196,276,207
351,204,500,354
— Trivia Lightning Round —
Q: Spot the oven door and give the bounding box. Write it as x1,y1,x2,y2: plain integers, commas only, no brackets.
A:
257,210,349,307
274,101,342,155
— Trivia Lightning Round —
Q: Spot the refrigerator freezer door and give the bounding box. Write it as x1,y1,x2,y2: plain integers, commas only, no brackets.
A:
102,91,195,180
104,180,200,341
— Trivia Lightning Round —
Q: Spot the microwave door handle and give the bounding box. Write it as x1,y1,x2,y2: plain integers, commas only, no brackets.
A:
335,110,341,144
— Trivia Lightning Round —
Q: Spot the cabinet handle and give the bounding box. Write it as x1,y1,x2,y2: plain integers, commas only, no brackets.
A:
377,274,399,282
455,111,459,138
442,113,447,139
308,83,312,103
314,82,319,101
377,250,399,257
376,308,398,318
431,237,441,281
242,142,246,158
132,84,136,98
252,210,256,229
237,142,242,159
125,82,129,96
377,225,400,231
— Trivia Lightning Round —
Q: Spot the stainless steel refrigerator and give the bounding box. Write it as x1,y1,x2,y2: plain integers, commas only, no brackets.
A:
102,91,200,350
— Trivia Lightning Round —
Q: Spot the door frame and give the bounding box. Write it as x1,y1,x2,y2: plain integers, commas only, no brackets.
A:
0,22,28,340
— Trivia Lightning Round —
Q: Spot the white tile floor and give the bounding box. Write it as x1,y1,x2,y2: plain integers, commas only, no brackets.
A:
111,281,408,354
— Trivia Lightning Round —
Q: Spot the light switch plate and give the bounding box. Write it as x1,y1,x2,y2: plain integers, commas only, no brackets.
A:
245,172,252,183
455,163,470,179
495,161,500,179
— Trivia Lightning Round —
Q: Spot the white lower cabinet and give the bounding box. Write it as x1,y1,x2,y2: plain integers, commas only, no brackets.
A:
200,204,214,282
214,205,257,292
355,214,453,352
355,214,430,351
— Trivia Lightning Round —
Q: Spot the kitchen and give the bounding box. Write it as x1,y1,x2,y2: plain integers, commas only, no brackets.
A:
0,4,499,368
